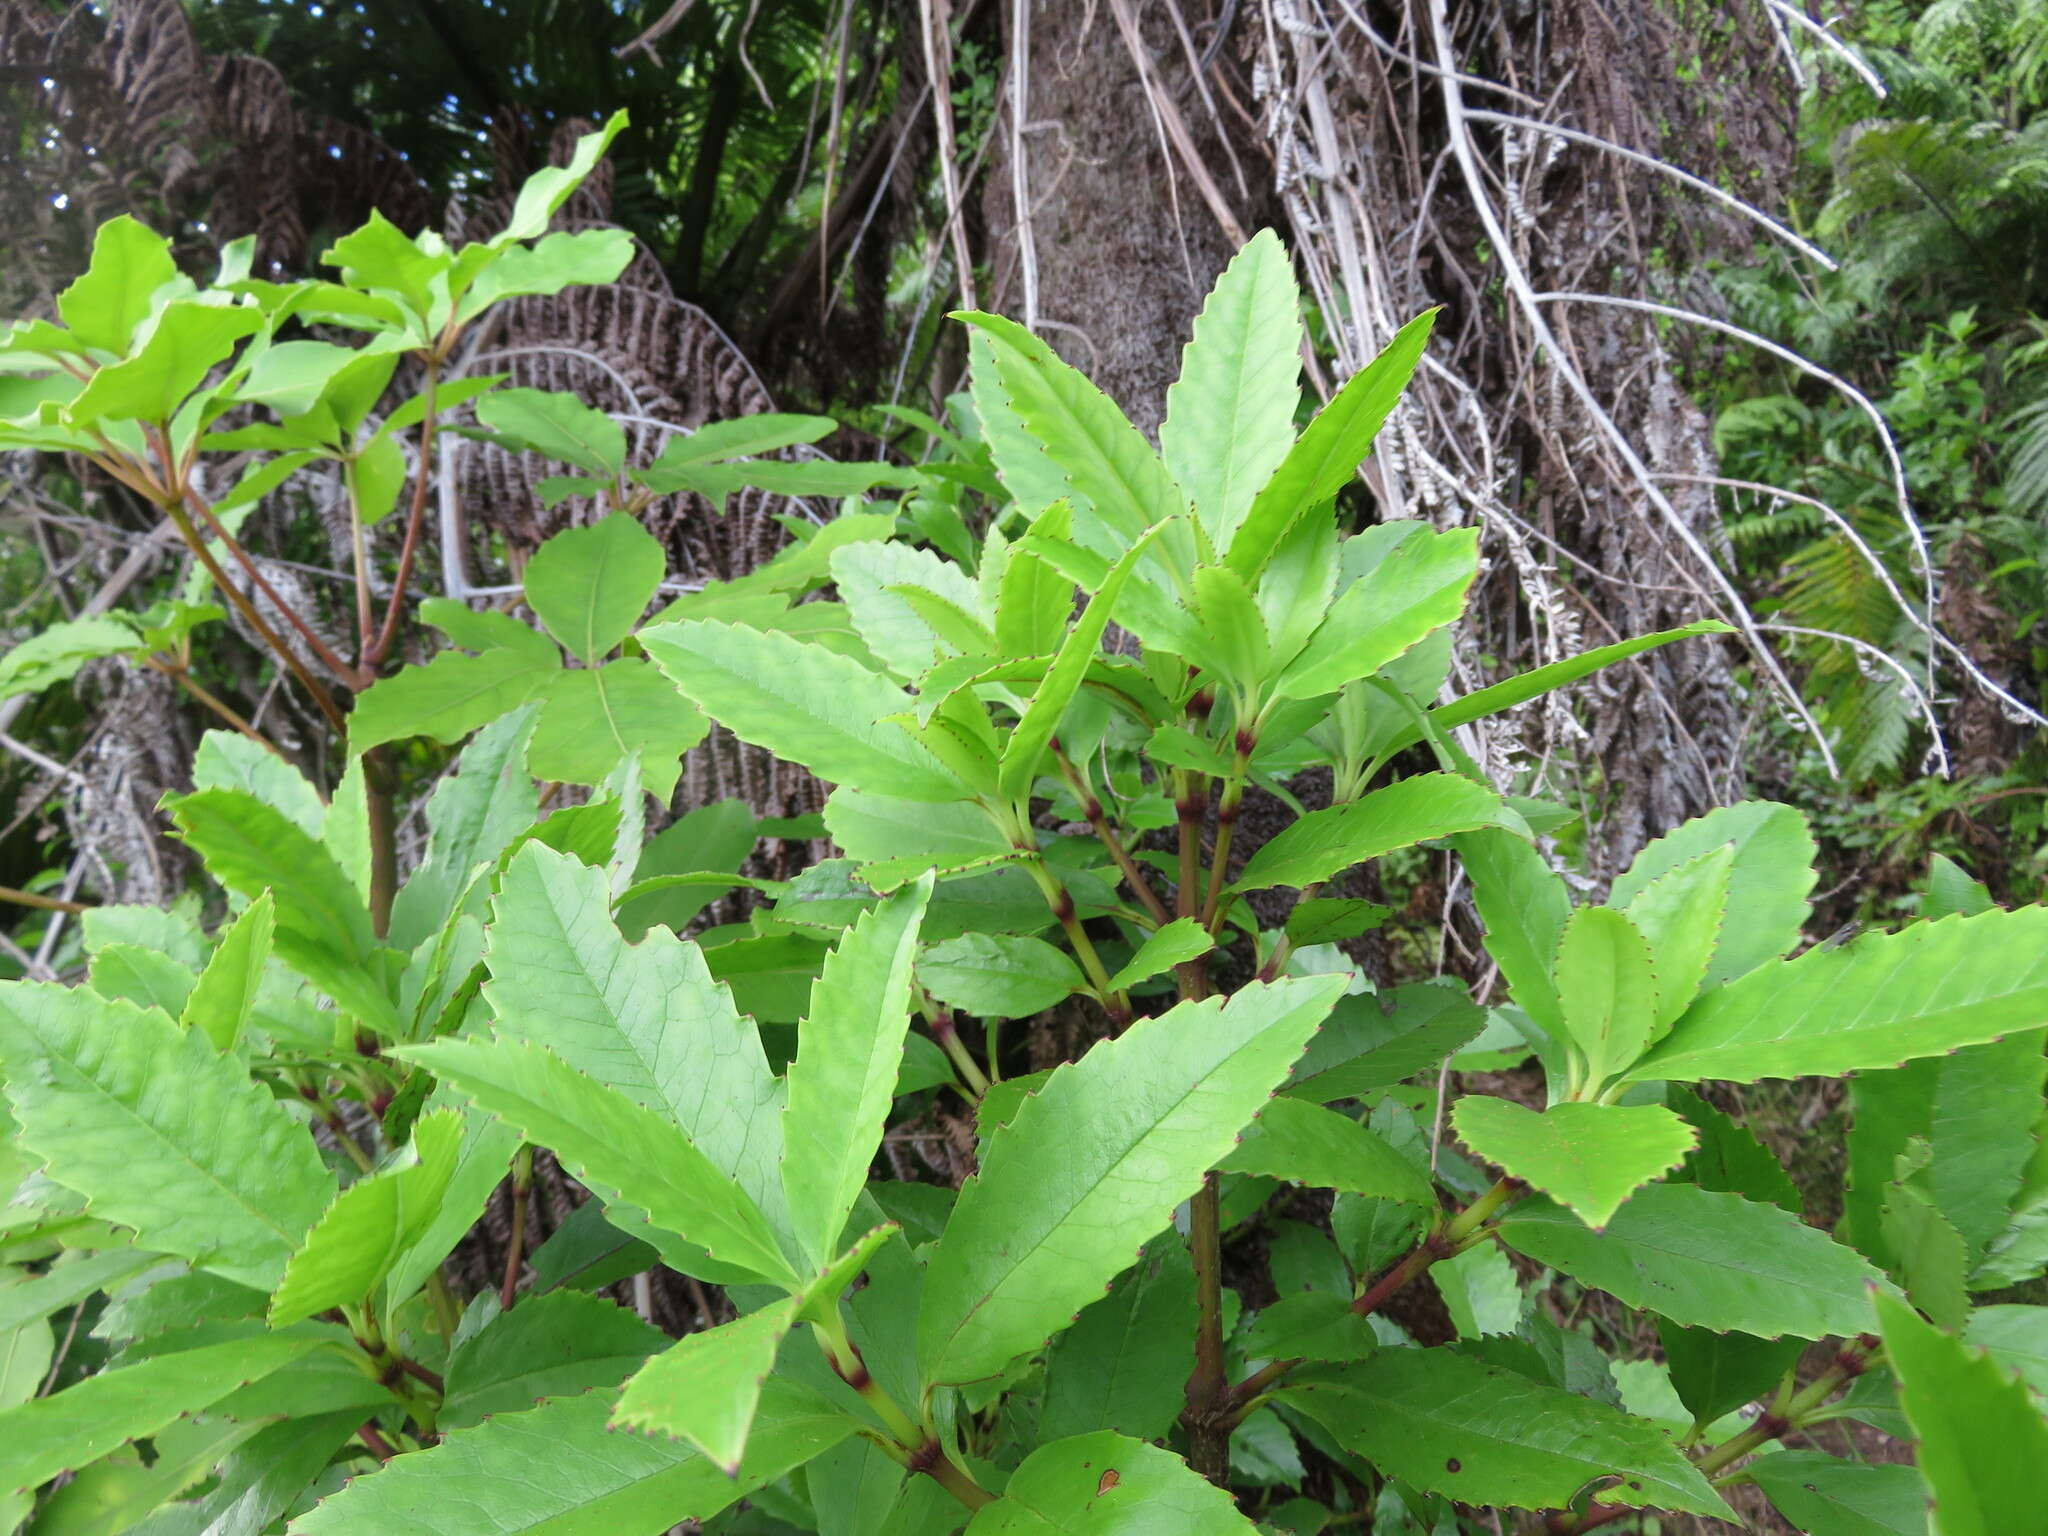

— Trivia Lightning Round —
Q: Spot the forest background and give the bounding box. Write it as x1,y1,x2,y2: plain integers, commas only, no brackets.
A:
0,0,2044,1512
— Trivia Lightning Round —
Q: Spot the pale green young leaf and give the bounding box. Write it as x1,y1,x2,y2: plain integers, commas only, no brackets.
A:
1437,1241,1525,1339
1626,906,2048,1086
324,755,373,902
482,844,789,1233
1452,1098,1695,1231
1283,981,1487,1102
0,984,334,1289
964,1431,1257,1534
1926,852,1995,920
782,878,931,1267
613,1297,800,1473
1609,801,1816,990
419,595,560,665
830,540,983,682
87,943,196,1016
919,933,1085,1019
401,1036,798,1286
1105,917,1213,993
180,889,273,1049
1234,772,1502,891
387,706,540,950
56,216,182,354
461,227,636,317
1619,845,1733,1033
1218,1097,1436,1208
67,301,260,425
523,514,665,663
166,787,399,1036
824,789,1010,869
1554,906,1660,1093
1273,524,1480,700
1277,1349,1729,1517
529,659,706,794
643,621,965,800
474,387,627,476
995,543,1073,658
919,974,1347,1385
347,645,557,754
1039,1239,1197,1444
496,109,629,243
1191,565,1270,690
1498,1184,1897,1337
440,1288,666,1430
1162,227,1302,545
1746,1452,1929,1536
1225,310,1437,578
0,1333,321,1498
269,1110,463,1326
647,412,837,467
0,615,143,704
1426,622,1737,736
1877,1288,2048,1536
289,1379,855,1536
192,731,324,836
1452,828,1572,1046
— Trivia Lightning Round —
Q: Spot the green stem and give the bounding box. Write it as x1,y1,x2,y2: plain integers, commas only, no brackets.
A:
1181,1173,1233,1483
1022,858,1129,1025
926,1004,990,1099
500,1146,533,1310
1201,744,1252,934
1051,741,1173,928
810,1311,993,1510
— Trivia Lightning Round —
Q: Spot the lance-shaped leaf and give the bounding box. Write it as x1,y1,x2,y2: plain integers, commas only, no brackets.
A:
1423,622,1737,738
1746,1452,1929,1536
1163,228,1302,546
1453,828,1572,1048
388,706,540,950
1273,524,1480,700
644,621,964,801
1453,1098,1695,1231
481,844,788,1234
289,1380,856,1536
0,984,334,1290
1554,907,1660,1093
523,513,665,663
1877,1289,2048,1536
1609,801,1815,990
1498,1185,1897,1338
919,975,1348,1386
1283,981,1488,1103
1235,772,1502,891
1218,1096,1437,1208
1619,845,1733,1033
1039,1240,1197,1444
440,1289,668,1430
782,877,931,1267
270,1110,464,1326
166,788,400,1036
401,1036,800,1287
475,387,627,476
1625,906,2048,1086
1276,1350,1729,1517
920,932,1085,1019
612,1296,800,1474
181,888,274,1049
1225,310,1437,578
964,1432,1257,1535
0,614,144,704
0,1332,321,1497
1105,917,1213,994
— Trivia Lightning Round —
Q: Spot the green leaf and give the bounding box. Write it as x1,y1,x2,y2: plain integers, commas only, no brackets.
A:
1609,802,1816,990
1219,1097,1436,1207
1274,524,1479,700
1553,907,1660,1094
57,216,182,354
617,798,758,940
613,1296,799,1473
1437,1241,1525,1339
475,387,626,476
192,730,325,836
1877,1288,2048,1536
920,933,1085,1019
1191,565,1270,689
1039,1239,1197,1443
1965,1305,2048,1398
830,540,984,681
1669,1085,1800,1212
1225,310,1437,577
1105,917,1212,993
1239,1292,1383,1364
400,1035,798,1286
125,1410,360,1536
1881,1169,1970,1331
387,707,540,950
420,596,559,665
68,301,260,425
1428,622,1737,735
782,878,931,1267
1453,1098,1694,1229
440,1288,666,1430
530,659,707,793
181,889,273,1050
349,428,408,524
1926,853,1995,920
646,412,837,467
1284,898,1391,947
0,1332,320,1497
0,984,334,1290
88,943,196,1016
964,1432,1257,1535
644,621,964,800
239,338,397,421
1163,229,1302,545
0,615,142,703
1234,772,1503,891
289,1379,855,1536
165,787,399,1037
1627,906,2048,1086
348,645,556,753
1497,1184,1896,1337
481,844,789,1235
1283,982,1488,1102
920,975,1347,1385
523,514,665,663
1277,1349,1728,1517
384,1096,522,1307
1453,828,1572,1046
1619,845,1734,1033
1746,1452,1929,1536
269,1109,463,1326
0,1251,159,1336
1657,1319,1802,1426
825,787,1011,870
996,543,1074,658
